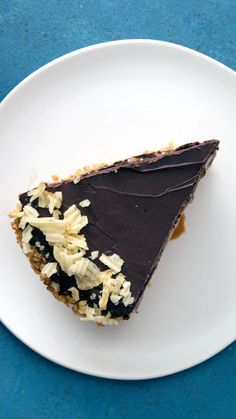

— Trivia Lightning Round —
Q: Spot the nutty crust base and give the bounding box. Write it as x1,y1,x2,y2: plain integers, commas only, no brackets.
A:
11,219,123,325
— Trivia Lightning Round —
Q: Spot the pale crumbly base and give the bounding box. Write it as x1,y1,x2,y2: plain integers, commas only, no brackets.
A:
11,219,123,326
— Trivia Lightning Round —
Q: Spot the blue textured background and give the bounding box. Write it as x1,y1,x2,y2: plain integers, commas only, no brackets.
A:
1,1,236,418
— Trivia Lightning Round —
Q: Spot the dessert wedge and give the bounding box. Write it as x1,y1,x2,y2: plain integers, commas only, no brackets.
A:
9,140,219,325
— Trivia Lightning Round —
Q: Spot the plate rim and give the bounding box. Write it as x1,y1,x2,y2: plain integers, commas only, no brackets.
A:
1,39,235,380
1,39,235,109
1,320,235,380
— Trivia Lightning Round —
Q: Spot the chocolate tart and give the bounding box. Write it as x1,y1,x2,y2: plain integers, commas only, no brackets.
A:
9,140,219,325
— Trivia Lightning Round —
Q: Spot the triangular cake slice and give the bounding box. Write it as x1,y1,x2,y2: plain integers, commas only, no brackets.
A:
10,140,219,325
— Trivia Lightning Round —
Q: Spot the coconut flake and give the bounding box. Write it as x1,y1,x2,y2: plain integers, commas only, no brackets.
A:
110,293,122,305
68,287,80,301
41,262,58,277
99,253,124,274
53,246,83,275
90,250,99,260
123,296,134,307
75,259,102,290
79,199,91,208
22,224,33,254
99,286,111,310
19,204,39,229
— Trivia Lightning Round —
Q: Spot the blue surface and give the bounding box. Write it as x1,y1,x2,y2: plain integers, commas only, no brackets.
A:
1,1,236,418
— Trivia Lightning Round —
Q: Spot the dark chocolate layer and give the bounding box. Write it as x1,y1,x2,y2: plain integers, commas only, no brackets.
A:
20,140,219,318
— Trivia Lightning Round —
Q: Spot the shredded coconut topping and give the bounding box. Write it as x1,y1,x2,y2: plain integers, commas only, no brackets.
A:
22,205,88,251
10,188,134,324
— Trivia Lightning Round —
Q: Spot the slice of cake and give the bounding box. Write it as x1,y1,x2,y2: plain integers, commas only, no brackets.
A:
9,140,219,325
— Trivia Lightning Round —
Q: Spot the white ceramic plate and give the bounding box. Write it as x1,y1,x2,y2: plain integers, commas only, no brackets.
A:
0,40,235,380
